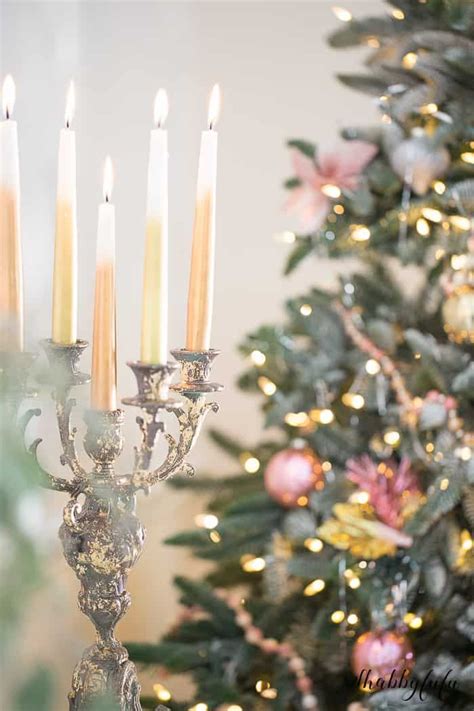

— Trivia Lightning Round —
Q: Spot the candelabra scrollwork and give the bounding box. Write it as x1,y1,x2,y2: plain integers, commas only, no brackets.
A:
2,340,222,710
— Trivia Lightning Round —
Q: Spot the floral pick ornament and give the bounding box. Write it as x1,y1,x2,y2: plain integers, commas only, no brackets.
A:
286,140,377,233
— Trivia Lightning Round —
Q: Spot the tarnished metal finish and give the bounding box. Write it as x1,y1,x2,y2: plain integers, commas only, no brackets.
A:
28,342,222,710
171,348,223,396
122,361,181,471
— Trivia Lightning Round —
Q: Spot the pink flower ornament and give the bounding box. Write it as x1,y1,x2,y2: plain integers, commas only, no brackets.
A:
286,141,378,233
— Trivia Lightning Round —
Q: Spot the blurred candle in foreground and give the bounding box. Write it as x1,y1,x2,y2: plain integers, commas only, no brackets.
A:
52,81,77,344
91,157,117,411
140,89,169,364
186,83,220,351
0,74,23,351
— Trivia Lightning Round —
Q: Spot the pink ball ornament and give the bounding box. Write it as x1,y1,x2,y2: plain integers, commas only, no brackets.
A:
264,448,323,507
351,629,414,684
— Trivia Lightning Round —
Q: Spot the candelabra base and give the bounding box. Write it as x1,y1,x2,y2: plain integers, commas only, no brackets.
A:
68,643,140,711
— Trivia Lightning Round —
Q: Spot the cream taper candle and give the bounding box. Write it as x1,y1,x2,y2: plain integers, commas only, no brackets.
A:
0,75,23,351
186,84,221,351
91,157,117,411
52,81,77,344
140,89,169,364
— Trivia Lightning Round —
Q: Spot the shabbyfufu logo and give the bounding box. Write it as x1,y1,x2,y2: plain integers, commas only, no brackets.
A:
356,668,458,702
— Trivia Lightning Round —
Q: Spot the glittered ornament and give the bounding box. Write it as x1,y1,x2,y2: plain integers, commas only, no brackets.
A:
443,285,474,344
351,629,415,685
264,447,323,507
390,133,449,196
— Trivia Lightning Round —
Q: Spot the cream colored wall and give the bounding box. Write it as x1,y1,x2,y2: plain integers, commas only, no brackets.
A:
1,1,380,707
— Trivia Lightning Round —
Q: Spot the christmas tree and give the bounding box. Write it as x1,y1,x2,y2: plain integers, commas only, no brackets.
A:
128,2,474,709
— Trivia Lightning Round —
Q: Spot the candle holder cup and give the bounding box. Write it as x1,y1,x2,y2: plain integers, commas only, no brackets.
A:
10,341,222,710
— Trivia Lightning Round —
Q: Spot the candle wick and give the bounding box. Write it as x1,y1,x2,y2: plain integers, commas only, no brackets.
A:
66,119,70,129
5,108,9,120
105,195,109,203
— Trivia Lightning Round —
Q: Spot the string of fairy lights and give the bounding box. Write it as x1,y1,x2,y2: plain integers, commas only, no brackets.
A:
150,4,473,707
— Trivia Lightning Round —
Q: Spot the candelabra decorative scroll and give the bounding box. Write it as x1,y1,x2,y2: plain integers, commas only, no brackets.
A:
5,340,222,711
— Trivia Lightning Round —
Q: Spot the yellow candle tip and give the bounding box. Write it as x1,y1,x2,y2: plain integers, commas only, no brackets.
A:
2,74,15,118
208,84,221,129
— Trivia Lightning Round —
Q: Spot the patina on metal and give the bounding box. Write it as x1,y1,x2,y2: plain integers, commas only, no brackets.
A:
6,341,221,710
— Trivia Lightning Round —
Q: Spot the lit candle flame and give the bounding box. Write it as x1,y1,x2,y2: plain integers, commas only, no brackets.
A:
2,74,16,119
153,88,169,128
103,156,114,203
208,83,221,130
65,80,75,128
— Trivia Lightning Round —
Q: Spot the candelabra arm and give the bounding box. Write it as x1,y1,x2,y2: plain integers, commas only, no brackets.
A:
41,339,90,481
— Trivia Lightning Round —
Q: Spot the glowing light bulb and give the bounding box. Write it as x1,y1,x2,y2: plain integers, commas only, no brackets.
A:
433,180,446,195
250,349,266,366
450,216,471,231
332,6,352,22
195,513,219,529
350,225,371,242
258,376,277,396
153,683,172,702
304,579,326,596
402,52,417,69
300,303,312,316
416,218,430,237
347,613,359,625
384,430,400,446
241,555,266,572
284,411,310,427
342,393,365,410
331,610,345,624
243,455,260,473
365,359,381,375
304,537,324,552
321,183,342,198
421,207,442,222
461,152,474,164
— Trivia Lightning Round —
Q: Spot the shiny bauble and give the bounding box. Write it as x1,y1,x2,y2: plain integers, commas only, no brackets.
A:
264,447,323,507
351,629,415,685
443,284,474,344
390,133,449,196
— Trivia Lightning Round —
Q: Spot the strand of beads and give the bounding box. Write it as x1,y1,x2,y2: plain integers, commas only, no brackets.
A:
215,589,319,710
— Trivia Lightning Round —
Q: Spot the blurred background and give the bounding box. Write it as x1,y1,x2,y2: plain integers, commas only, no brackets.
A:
1,1,379,707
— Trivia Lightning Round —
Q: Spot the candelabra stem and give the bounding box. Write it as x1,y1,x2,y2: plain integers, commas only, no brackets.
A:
61,408,144,710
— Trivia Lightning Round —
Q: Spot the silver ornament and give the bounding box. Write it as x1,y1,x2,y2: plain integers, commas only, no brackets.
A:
391,134,450,195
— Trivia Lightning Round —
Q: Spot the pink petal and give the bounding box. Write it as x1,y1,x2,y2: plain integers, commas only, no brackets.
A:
285,185,330,233
291,150,318,185
318,141,378,190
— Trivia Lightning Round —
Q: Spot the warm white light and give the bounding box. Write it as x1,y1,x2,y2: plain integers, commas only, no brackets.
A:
450,216,471,231
241,556,266,572
365,359,381,375
384,430,400,446
250,349,266,366
103,156,114,202
153,88,169,128
258,376,277,396
347,613,359,625
319,408,335,424
332,6,352,22
195,513,219,529
2,74,15,119
321,183,341,198
421,207,442,222
153,683,172,703
349,576,361,589
331,610,345,624
244,456,260,473
304,579,326,596
300,303,312,316
342,392,365,409
416,218,430,237
65,80,75,128
451,253,467,270
433,180,446,195
349,491,369,505
391,8,405,19
285,411,310,427
461,152,474,164
304,537,324,552
351,225,371,242
274,230,296,244
402,52,417,69
208,83,221,129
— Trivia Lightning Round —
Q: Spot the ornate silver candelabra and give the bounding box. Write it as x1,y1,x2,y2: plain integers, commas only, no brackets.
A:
2,340,222,710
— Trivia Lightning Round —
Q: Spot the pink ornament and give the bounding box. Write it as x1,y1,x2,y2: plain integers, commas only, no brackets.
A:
297,677,313,693
260,638,279,653
286,141,378,233
351,630,414,683
288,656,306,673
245,626,263,644
264,448,323,507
